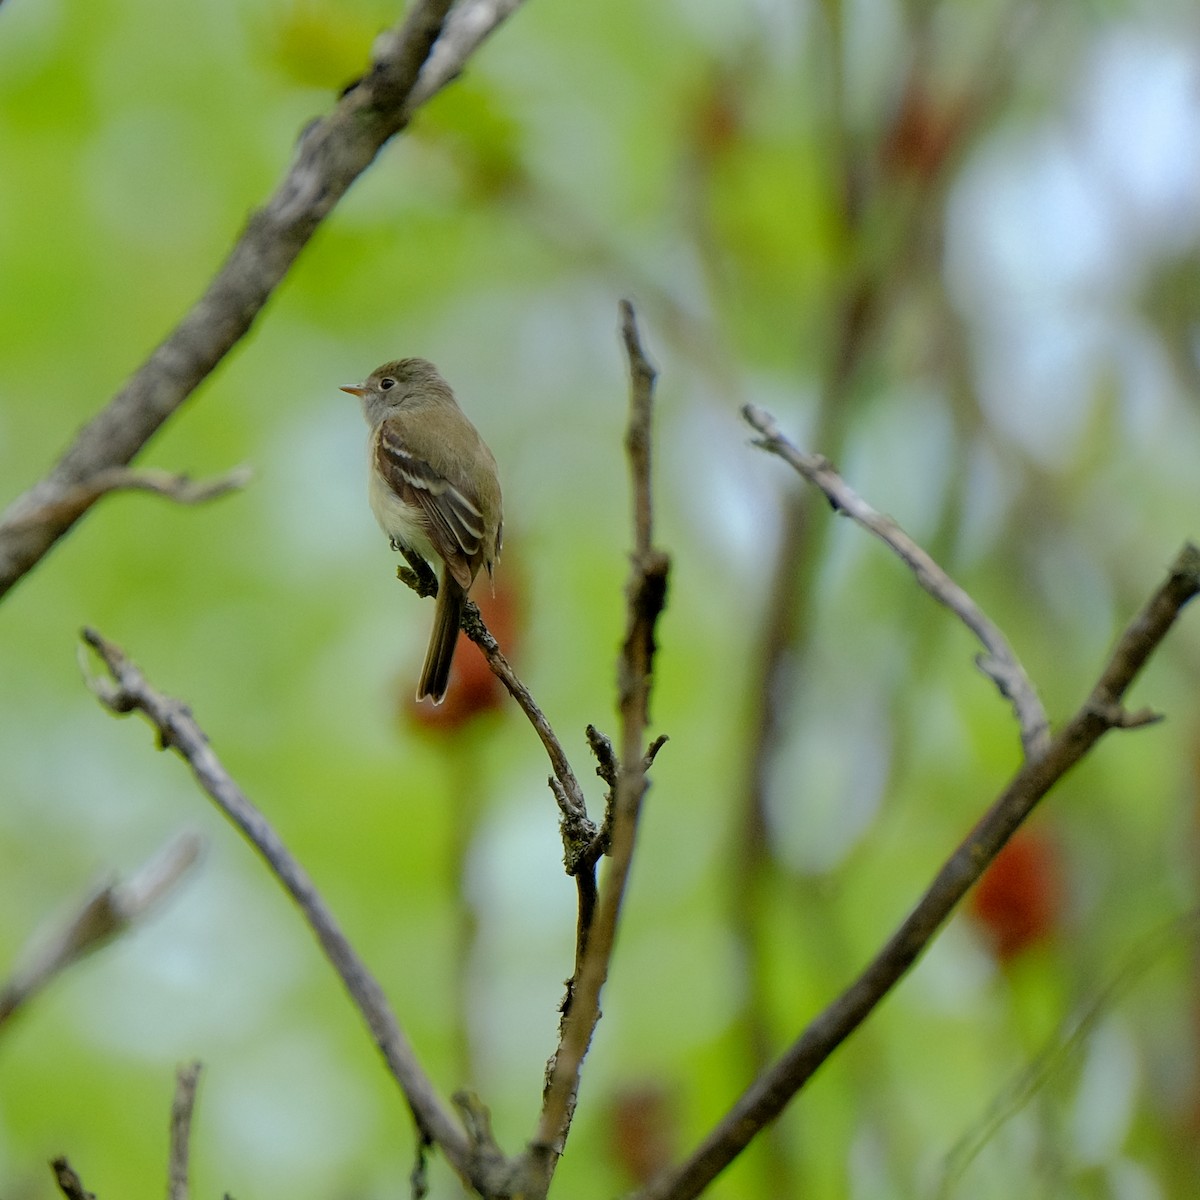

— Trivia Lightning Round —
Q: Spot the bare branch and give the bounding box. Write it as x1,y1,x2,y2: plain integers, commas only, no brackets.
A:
404,0,526,113
643,733,669,770
0,0,529,602
743,402,1051,759
456,595,607,1022
528,301,670,1187
3,466,252,535
397,511,609,1107
78,628,481,1189
634,542,1200,1200
168,1062,203,1200
586,724,619,789
459,600,590,822
50,1158,95,1200
622,300,659,569
0,833,202,1031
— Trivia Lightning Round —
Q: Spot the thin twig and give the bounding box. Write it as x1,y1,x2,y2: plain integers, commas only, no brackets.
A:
527,301,670,1190
623,300,658,569
411,549,602,1036
4,467,252,534
459,601,590,821
168,1061,204,1200
78,628,484,1191
0,0,530,602
743,402,1051,759
0,833,202,1031
50,1158,95,1200
634,543,1200,1200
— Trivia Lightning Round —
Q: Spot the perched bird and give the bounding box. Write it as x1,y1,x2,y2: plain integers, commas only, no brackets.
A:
341,358,503,703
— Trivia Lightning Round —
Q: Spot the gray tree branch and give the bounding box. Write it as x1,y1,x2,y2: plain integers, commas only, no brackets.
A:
456,595,606,991
743,402,1051,759
403,0,526,113
78,628,481,1189
458,599,590,820
525,301,670,1193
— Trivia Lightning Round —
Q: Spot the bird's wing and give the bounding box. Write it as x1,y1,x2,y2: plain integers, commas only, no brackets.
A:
376,420,483,591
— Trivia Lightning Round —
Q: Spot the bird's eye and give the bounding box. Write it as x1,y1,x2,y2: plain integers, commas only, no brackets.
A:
380,377,396,390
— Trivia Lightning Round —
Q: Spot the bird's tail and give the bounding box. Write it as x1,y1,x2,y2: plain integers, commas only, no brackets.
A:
417,572,465,703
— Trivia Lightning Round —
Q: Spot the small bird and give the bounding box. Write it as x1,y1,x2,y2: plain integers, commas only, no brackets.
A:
341,358,503,704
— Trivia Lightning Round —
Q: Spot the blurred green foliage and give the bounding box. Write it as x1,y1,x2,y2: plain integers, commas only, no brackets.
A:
2,0,1200,1197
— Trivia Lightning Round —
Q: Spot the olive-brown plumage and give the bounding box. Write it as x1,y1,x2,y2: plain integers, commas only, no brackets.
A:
341,358,503,703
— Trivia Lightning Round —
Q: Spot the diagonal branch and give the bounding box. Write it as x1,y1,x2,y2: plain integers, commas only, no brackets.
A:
77,627,479,1188
743,402,1051,759
525,301,670,1192
633,542,1200,1200
459,599,590,821
0,833,202,1032
0,0,530,602
457,597,602,983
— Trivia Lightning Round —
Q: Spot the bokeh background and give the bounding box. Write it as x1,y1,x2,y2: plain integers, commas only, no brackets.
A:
3,0,1200,1196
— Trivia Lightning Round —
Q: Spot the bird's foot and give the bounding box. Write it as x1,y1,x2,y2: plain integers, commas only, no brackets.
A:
396,547,439,598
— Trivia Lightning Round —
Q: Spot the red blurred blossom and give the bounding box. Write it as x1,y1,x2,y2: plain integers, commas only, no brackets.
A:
968,828,1065,963
606,1082,677,1187
686,62,748,163
880,75,972,183
402,561,525,736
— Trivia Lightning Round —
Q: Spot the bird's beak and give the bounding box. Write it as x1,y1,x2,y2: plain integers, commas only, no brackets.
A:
340,384,367,397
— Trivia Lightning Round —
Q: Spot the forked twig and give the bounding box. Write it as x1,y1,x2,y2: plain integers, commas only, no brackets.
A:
526,301,670,1190
456,597,605,1002
743,403,1051,759
403,0,527,115
78,628,479,1189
